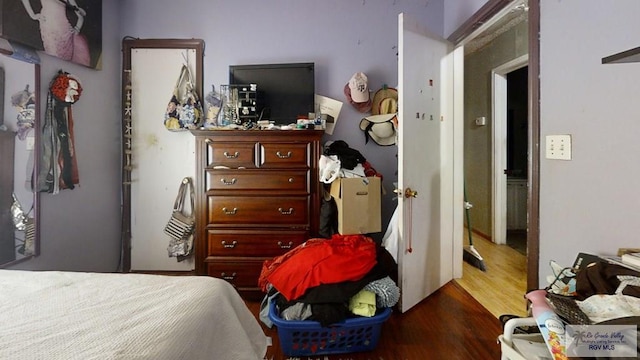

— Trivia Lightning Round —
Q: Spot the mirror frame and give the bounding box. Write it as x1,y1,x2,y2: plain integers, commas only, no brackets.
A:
0,61,40,268
120,38,204,272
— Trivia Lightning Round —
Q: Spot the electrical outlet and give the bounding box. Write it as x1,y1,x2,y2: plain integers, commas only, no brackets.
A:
545,134,571,160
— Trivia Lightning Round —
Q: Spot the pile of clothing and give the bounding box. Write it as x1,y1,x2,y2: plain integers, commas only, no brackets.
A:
318,140,383,239
319,140,382,185
544,256,640,324
258,234,399,327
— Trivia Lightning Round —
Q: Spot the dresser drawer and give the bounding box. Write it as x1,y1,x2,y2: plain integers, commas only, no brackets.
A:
206,141,256,168
207,229,306,257
208,196,309,225
206,259,263,289
205,169,309,193
259,142,309,168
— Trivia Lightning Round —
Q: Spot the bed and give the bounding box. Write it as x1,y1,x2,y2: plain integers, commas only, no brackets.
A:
0,270,268,360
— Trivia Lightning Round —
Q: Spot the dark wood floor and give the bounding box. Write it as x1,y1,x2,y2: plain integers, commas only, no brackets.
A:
245,281,504,360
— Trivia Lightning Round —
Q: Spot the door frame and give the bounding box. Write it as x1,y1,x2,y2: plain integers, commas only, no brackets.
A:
448,0,540,291
492,55,528,246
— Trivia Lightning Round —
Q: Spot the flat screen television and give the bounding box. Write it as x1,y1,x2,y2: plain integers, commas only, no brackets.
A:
229,62,315,125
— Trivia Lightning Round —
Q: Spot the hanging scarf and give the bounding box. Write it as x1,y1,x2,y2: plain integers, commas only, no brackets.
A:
37,71,82,194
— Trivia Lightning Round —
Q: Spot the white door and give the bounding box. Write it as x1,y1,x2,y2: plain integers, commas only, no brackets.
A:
130,48,197,271
397,13,460,313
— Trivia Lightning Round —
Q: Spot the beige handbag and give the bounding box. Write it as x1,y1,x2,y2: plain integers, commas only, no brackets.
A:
164,177,195,243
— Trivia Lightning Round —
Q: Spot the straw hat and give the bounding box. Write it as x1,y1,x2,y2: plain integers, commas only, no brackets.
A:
371,86,398,115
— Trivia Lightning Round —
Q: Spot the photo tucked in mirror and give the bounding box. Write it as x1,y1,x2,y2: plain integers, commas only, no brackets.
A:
0,54,39,267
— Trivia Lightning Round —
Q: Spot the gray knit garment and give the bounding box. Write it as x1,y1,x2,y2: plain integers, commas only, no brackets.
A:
364,276,400,308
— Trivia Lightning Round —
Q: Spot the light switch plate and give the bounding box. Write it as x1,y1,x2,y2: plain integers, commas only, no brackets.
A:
545,134,571,160
475,116,486,126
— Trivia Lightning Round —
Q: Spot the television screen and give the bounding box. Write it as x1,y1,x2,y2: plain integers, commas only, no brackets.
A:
229,62,315,125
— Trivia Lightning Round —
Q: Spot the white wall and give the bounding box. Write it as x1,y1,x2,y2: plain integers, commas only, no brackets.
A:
539,0,640,285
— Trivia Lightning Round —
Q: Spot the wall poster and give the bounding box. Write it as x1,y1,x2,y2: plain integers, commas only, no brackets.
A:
0,0,102,69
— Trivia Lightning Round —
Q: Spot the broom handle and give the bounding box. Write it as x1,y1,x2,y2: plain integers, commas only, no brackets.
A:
464,181,474,245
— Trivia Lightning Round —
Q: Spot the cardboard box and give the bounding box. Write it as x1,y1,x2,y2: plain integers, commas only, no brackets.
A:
329,176,381,235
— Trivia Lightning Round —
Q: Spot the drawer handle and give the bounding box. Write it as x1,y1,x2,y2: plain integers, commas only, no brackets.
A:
276,151,292,159
278,207,294,215
221,272,236,281
288,177,295,183
220,178,237,185
221,240,238,248
278,241,293,249
222,207,238,215
223,151,239,159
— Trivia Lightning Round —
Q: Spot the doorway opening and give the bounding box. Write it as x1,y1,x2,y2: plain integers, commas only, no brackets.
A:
451,0,536,317
458,58,530,317
505,66,528,256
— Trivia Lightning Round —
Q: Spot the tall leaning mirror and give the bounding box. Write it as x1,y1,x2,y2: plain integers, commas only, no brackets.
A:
0,52,40,267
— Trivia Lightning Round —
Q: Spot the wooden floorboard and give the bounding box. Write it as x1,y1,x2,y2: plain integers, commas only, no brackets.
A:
246,281,504,360
456,232,529,318
148,229,527,358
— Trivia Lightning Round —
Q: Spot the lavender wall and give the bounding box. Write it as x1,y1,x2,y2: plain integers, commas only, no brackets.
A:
539,0,640,286
12,0,123,271
12,0,448,271
120,0,446,244
443,0,487,37
25,0,634,290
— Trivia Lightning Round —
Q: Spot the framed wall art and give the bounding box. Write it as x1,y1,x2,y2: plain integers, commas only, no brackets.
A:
0,0,102,69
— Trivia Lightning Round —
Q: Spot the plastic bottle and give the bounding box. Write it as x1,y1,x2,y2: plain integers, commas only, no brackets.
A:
525,289,568,360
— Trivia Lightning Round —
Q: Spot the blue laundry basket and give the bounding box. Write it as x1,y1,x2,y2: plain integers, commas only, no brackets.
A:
268,301,392,356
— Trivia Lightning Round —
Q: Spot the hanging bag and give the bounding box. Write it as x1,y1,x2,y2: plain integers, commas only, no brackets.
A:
164,64,203,131
11,193,35,256
164,177,196,257
11,193,29,231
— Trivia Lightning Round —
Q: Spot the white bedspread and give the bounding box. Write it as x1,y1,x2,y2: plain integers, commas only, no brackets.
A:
0,270,267,360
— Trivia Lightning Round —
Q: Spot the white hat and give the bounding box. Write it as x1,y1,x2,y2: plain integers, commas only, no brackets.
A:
359,113,398,146
348,72,370,103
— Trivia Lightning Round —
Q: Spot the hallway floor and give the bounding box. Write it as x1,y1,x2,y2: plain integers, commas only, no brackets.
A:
507,229,527,255
455,231,529,318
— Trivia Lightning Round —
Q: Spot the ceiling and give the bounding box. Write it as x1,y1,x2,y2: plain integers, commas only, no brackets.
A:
464,0,529,55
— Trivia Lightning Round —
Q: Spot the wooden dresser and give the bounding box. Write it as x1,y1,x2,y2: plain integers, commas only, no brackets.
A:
190,129,324,298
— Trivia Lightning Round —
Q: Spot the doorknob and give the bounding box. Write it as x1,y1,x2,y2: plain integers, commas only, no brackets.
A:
404,188,418,198
394,187,418,198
